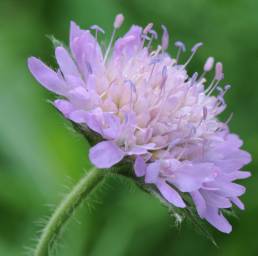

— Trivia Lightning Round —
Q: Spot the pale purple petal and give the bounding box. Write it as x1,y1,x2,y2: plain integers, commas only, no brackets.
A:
169,163,216,192
113,25,142,58
156,180,186,208
216,182,246,197
70,31,103,79
231,197,245,210
127,146,149,155
65,75,85,88
145,162,160,183
134,156,146,177
191,191,206,217
86,74,97,91
202,191,232,208
68,110,88,123
89,141,125,168
28,57,66,95
204,206,232,233
55,46,80,77
70,21,82,47
54,99,74,117
101,113,121,140
83,112,103,135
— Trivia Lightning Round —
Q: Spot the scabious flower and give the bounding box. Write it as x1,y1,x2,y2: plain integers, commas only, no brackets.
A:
28,14,251,233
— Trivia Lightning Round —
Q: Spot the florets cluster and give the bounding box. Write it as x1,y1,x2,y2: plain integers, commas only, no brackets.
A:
28,14,251,233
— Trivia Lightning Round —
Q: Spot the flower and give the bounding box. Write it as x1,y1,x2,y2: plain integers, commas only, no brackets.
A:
28,14,251,233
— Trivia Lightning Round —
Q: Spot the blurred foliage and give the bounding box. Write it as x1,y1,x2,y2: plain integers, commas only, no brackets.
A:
0,0,258,255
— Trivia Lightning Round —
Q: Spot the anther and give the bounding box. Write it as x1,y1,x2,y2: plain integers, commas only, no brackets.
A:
175,41,186,52
224,84,231,91
198,56,214,82
90,25,105,34
149,56,162,65
114,14,124,29
143,23,154,34
147,30,158,49
175,41,186,63
162,65,168,79
160,65,168,89
161,25,169,51
191,42,203,53
204,57,214,72
149,30,158,39
215,62,224,81
203,106,208,120
206,62,224,96
90,25,105,41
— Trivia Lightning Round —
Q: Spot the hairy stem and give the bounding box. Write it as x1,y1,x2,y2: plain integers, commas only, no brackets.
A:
34,168,105,256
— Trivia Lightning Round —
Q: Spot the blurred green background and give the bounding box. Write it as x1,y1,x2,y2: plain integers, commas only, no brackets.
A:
0,0,257,255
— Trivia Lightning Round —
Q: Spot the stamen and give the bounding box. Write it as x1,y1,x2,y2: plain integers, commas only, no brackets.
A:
142,23,154,47
175,41,186,63
90,25,105,40
203,106,208,120
114,14,124,29
204,56,214,72
149,29,158,39
168,138,182,151
104,13,124,63
215,62,224,81
217,94,226,106
175,41,186,52
216,87,223,94
184,42,203,67
147,29,158,49
160,65,168,90
161,25,169,51
142,34,151,41
150,45,162,57
177,145,187,160
191,42,203,53
225,112,234,125
224,84,231,91
148,63,156,82
148,56,164,87
199,57,214,81
206,62,224,96
207,80,220,96
124,80,136,110
215,84,231,106
149,56,162,65
143,23,154,34
215,86,228,108
162,65,168,79
189,72,198,87
204,77,215,94
199,56,214,81
189,125,197,137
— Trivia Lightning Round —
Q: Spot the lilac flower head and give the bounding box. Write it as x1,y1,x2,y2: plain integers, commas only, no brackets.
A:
28,14,251,233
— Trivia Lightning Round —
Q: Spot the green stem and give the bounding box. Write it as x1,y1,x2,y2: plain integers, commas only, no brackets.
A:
34,167,105,256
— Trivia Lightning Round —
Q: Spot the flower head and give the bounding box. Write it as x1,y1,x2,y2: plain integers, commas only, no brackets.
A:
28,14,251,233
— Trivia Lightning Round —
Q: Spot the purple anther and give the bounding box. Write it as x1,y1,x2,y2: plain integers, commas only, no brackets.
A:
191,42,203,53
161,25,169,50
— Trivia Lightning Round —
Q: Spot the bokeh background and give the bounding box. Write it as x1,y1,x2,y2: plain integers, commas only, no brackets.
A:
0,0,258,255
